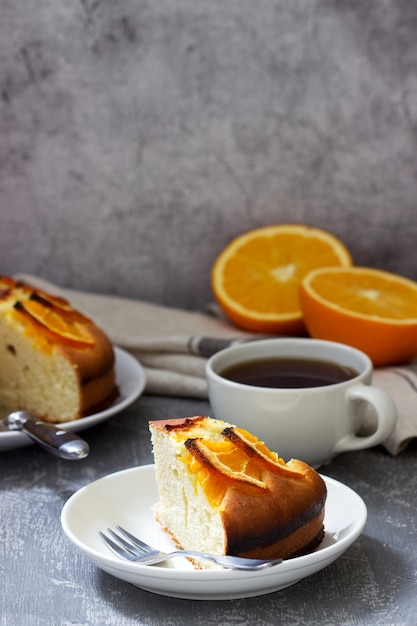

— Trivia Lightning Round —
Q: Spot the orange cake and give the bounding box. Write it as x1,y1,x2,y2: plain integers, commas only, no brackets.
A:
0,276,117,422
149,415,326,568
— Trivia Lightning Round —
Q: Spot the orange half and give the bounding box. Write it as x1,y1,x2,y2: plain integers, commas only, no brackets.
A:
211,224,352,334
300,266,417,366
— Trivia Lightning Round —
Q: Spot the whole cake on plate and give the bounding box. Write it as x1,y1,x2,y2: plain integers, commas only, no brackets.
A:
149,415,326,568
0,276,117,422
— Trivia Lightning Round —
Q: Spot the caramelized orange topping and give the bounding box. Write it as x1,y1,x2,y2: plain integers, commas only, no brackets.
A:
222,427,304,478
0,276,16,301
0,276,17,288
0,277,96,351
183,438,263,507
13,300,95,349
29,291,91,323
1,277,34,297
185,438,267,489
183,425,304,508
0,288,11,301
164,416,206,432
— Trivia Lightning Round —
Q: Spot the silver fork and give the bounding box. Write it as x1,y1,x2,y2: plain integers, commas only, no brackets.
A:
99,525,283,571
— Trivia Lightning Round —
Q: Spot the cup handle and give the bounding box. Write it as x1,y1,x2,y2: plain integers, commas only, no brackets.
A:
333,384,398,453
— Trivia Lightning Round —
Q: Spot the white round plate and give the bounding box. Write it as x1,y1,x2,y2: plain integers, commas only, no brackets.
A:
0,347,145,452
61,465,367,600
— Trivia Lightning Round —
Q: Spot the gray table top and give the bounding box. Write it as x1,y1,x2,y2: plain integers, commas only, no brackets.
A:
1,393,416,626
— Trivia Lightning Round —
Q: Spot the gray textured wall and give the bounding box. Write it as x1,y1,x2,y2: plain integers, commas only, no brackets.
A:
1,1,416,309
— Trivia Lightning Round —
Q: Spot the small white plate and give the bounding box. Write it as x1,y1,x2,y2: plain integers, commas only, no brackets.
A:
0,347,145,452
61,465,367,600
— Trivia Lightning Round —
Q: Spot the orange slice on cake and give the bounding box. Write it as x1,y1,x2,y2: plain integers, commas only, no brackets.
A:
14,299,95,349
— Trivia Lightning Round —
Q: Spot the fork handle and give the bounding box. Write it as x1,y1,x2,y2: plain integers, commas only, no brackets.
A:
174,551,282,570
140,551,282,570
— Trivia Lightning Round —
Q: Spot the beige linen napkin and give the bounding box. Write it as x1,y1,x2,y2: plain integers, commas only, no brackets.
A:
15,274,417,456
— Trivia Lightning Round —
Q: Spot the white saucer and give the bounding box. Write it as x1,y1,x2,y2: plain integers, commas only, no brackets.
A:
61,465,367,600
0,347,146,452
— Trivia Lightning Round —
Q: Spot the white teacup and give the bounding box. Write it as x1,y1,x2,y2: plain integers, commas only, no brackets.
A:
206,338,397,468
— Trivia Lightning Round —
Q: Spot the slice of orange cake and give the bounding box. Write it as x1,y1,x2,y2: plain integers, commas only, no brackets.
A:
0,276,117,422
149,415,326,568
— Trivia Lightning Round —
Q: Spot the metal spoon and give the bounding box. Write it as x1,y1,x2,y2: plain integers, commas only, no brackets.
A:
0,411,90,460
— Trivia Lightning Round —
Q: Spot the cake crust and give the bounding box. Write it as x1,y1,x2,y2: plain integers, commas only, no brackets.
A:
220,456,325,558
